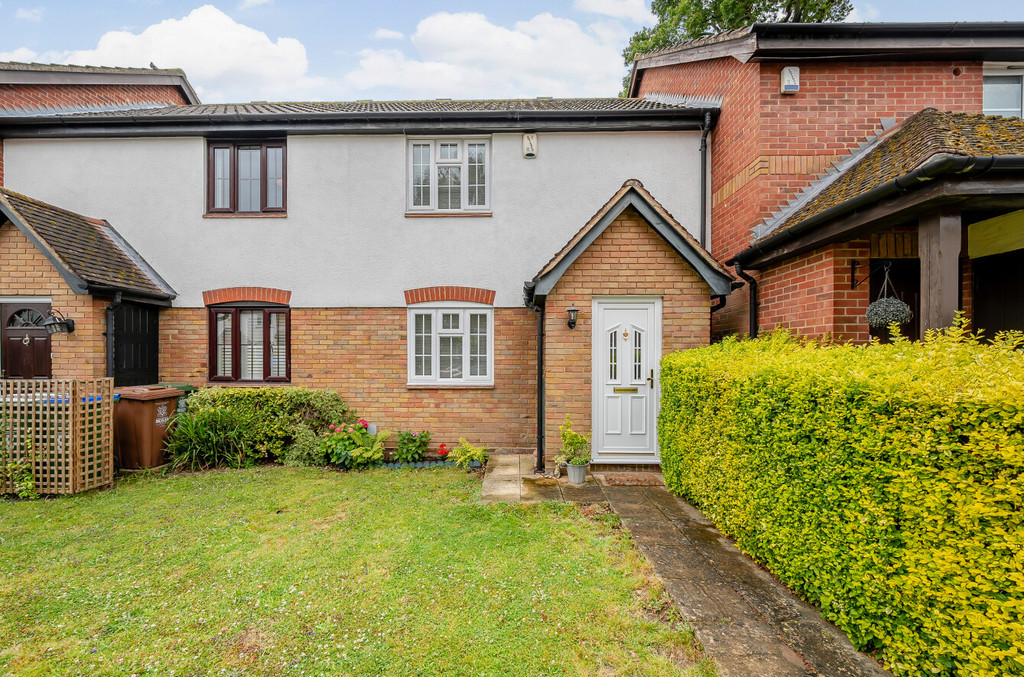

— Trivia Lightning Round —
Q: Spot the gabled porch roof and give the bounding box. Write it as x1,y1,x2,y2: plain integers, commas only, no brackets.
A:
527,179,735,301
0,187,176,303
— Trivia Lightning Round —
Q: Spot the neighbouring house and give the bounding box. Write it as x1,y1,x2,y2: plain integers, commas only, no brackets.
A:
629,22,1024,341
0,97,732,470
0,61,199,184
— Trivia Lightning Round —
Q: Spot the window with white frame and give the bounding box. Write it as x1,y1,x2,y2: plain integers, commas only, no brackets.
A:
984,70,1024,118
407,138,490,213
407,304,493,385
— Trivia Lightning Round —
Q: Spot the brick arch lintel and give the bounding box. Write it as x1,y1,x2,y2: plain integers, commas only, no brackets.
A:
404,286,495,305
202,286,291,306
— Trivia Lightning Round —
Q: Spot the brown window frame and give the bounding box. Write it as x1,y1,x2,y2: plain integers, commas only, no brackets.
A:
206,140,287,215
208,304,291,383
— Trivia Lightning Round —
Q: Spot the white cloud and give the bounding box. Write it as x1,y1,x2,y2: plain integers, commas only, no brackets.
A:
0,46,39,62
372,28,404,40
56,5,328,102
239,0,273,8
344,12,628,98
574,0,655,24
15,7,43,21
847,3,880,22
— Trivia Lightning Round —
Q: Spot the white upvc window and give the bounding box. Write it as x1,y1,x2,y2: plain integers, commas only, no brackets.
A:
983,65,1024,118
407,138,490,213
407,302,494,386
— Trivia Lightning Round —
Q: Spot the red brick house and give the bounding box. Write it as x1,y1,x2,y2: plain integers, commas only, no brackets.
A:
629,22,1024,341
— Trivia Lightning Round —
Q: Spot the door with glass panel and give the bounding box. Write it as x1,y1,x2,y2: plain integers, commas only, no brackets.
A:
592,298,661,464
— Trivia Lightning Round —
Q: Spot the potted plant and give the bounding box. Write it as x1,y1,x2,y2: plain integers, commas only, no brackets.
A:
554,415,591,485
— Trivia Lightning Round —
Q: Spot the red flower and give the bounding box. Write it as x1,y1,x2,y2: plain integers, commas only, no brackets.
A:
329,424,336,431
438,443,449,457
357,419,369,429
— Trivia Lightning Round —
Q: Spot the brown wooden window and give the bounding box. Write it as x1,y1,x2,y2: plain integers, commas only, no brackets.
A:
207,141,287,214
208,305,290,382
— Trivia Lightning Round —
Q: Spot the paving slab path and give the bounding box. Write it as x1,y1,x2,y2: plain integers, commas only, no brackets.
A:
481,455,892,677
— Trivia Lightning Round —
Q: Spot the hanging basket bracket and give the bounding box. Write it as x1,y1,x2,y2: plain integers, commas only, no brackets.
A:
850,260,892,290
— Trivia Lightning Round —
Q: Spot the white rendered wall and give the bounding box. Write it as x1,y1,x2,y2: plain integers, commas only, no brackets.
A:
4,131,703,307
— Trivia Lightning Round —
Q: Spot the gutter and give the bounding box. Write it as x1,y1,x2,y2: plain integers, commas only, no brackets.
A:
88,284,175,306
733,153,1024,267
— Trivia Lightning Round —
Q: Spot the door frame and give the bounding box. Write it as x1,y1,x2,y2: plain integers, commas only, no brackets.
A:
590,296,662,465
0,297,54,380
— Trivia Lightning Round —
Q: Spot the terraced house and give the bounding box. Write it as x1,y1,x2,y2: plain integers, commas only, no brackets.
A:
3,21,1024,470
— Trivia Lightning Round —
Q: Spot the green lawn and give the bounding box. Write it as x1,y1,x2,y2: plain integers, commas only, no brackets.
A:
0,466,713,676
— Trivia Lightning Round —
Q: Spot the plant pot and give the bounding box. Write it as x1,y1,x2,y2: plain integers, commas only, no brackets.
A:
566,463,588,485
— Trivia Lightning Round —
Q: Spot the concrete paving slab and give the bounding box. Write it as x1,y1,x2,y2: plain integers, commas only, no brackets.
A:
520,484,562,502
622,519,691,546
609,500,662,520
635,543,720,579
779,620,890,677
661,579,762,622
731,576,809,623
713,652,812,677
558,484,605,503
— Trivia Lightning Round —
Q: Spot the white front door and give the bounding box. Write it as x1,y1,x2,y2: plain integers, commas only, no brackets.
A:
592,298,661,464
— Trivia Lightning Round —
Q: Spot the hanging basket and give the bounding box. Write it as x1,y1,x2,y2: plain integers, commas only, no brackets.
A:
866,296,913,328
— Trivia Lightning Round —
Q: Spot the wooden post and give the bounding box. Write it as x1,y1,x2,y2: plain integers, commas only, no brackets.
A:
918,208,962,331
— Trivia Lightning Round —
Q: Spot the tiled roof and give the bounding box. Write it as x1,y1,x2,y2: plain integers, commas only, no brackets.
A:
0,188,173,298
636,26,753,61
56,97,711,119
0,61,187,77
759,109,1024,240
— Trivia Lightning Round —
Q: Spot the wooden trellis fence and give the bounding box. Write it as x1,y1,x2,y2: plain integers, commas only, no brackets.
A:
1,378,114,495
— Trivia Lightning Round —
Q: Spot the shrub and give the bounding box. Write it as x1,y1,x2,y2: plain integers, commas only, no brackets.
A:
449,438,489,469
321,421,391,470
553,415,591,466
184,387,354,462
0,423,38,499
166,406,251,470
394,430,431,463
277,423,325,467
658,320,1024,677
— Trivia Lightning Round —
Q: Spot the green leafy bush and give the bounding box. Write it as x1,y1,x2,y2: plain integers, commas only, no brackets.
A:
183,387,354,462
449,438,489,469
658,320,1024,677
0,424,38,499
394,430,431,463
166,406,251,470
553,415,591,466
321,422,390,470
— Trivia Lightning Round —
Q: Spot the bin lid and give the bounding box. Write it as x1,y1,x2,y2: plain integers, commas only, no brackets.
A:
114,385,184,401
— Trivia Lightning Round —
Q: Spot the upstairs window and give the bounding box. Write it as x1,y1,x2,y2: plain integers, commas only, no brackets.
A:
984,74,1023,118
407,138,489,213
208,141,286,214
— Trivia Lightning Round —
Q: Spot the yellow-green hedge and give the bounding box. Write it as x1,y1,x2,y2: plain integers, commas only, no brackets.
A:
659,323,1024,677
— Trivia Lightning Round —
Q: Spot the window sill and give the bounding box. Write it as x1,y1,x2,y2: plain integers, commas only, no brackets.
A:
406,383,495,389
206,381,291,387
203,213,288,219
404,212,492,218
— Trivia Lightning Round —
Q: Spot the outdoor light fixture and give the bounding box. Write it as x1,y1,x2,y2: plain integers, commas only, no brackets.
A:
42,309,75,335
566,305,579,329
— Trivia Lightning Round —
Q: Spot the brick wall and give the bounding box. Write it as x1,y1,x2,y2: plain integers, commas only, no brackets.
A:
0,83,187,185
158,306,537,451
0,222,106,378
638,57,985,341
542,207,710,469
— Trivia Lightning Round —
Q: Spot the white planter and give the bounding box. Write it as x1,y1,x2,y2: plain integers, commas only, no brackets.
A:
566,463,589,485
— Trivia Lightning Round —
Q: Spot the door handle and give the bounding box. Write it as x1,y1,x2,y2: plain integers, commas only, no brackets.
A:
22,336,31,346
647,369,655,388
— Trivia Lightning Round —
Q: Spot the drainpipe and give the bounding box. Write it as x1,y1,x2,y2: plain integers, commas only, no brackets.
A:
734,264,759,338
711,295,727,313
699,111,712,249
535,304,545,474
105,292,123,379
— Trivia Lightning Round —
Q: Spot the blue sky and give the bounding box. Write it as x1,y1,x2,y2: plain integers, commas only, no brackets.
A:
2,0,1022,103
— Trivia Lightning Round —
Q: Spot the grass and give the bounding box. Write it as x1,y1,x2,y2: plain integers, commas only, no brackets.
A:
0,466,715,676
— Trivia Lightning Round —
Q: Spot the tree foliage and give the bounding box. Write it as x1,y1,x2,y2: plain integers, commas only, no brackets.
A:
623,0,853,68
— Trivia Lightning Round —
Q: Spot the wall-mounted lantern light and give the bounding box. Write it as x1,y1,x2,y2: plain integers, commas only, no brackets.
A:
42,309,75,335
566,305,579,330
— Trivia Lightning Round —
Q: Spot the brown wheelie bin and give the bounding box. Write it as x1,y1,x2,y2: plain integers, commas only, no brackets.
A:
113,386,183,469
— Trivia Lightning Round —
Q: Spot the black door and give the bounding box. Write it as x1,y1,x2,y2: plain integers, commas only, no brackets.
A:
113,302,160,386
1,303,52,379
973,249,1024,340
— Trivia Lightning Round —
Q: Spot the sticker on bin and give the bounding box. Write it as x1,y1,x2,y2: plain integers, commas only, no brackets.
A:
156,403,170,427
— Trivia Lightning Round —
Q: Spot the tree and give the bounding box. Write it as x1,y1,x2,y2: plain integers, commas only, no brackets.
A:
623,0,853,70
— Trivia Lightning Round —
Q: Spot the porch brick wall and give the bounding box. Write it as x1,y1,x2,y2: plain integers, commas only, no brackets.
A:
637,58,984,341
158,306,537,451
0,83,188,186
542,207,710,470
0,222,106,378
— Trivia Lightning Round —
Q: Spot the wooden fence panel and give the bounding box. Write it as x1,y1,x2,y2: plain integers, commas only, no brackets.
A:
1,378,114,495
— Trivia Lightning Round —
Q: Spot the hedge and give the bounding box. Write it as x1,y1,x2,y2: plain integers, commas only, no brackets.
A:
658,322,1024,677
